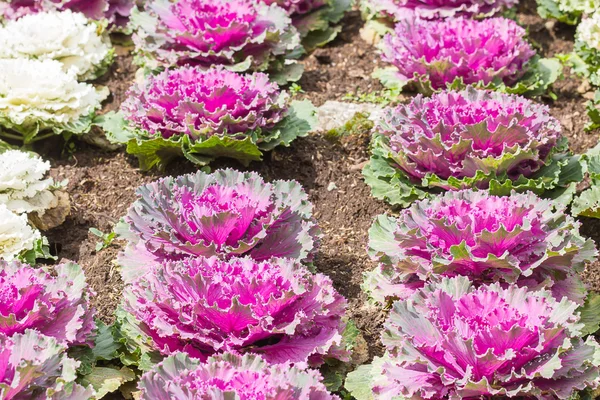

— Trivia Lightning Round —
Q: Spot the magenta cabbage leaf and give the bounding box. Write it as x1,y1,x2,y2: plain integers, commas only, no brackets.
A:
100,67,316,170
363,88,578,207
130,0,303,82
346,277,600,400
139,352,339,399
365,190,596,305
377,17,560,96
0,260,96,345
117,169,320,283
121,256,347,365
0,330,96,399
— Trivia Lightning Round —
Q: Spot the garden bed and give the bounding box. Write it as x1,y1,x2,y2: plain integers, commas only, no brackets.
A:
36,0,600,384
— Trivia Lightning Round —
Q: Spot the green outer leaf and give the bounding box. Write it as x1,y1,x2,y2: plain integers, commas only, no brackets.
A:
345,363,377,400
536,0,581,24
376,56,562,97
93,111,135,144
578,292,600,336
98,102,316,170
126,136,184,171
364,133,576,207
20,236,55,264
259,99,317,151
372,67,407,92
79,367,136,399
182,134,263,167
93,321,123,361
572,184,600,218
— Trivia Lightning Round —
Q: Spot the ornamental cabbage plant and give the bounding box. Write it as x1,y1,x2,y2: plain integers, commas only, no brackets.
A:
0,0,135,28
102,67,316,170
118,169,320,283
0,150,61,216
346,277,600,400
0,331,95,400
259,0,351,51
0,260,95,345
377,17,560,95
0,10,113,81
130,0,303,81
0,205,41,261
139,352,339,399
0,59,108,144
361,0,517,21
364,88,575,207
365,190,596,305
121,256,347,365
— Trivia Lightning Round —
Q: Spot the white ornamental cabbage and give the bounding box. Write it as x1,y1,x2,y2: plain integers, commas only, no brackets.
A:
0,150,57,215
577,11,600,52
0,58,108,143
0,10,113,81
0,205,40,261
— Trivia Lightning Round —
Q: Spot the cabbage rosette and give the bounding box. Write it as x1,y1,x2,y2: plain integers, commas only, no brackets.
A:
0,149,62,216
346,277,600,400
363,88,577,207
0,205,43,262
117,169,320,283
0,260,95,345
365,190,596,305
130,0,303,81
0,10,113,81
101,67,316,170
260,0,351,51
0,0,135,28
120,257,347,365
139,352,339,399
0,59,108,143
376,17,560,96
0,330,95,400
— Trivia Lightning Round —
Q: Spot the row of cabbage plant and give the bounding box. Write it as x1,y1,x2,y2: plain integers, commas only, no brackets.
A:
344,1,600,395
107,169,350,398
348,89,600,399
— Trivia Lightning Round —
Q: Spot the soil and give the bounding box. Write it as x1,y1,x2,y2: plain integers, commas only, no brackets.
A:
35,0,600,392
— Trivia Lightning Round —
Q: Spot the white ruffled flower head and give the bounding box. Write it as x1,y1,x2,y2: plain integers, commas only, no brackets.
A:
0,10,113,80
0,150,57,215
0,58,108,140
577,11,600,51
0,204,40,261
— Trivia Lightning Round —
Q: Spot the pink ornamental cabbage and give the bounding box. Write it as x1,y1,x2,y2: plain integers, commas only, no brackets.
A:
0,0,134,27
122,257,347,365
360,277,600,399
139,352,339,399
108,67,315,169
364,88,570,206
0,331,95,399
365,190,596,305
118,169,320,283
131,0,301,71
0,260,96,345
361,0,517,20
121,67,286,139
381,17,536,92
